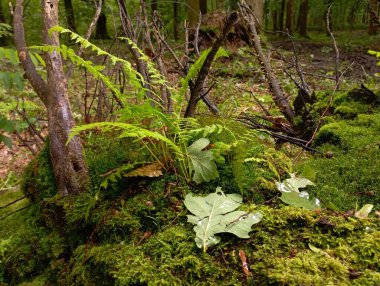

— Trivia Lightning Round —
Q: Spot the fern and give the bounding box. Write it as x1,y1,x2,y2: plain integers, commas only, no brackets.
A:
49,26,144,94
68,122,183,157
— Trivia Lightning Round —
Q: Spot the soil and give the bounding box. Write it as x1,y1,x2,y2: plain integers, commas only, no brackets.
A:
0,136,33,179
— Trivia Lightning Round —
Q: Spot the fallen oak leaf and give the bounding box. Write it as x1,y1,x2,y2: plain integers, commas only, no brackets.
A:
124,162,163,178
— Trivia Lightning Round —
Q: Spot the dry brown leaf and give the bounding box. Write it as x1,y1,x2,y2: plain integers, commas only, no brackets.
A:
239,249,252,277
124,162,163,178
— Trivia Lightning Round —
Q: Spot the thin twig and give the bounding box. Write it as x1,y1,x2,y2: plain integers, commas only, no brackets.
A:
326,4,340,90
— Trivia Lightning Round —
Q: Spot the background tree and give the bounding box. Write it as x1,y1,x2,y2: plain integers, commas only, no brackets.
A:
187,0,200,26
64,0,76,32
200,0,207,14
298,0,309,37
286,0,294,33
368,0,378,35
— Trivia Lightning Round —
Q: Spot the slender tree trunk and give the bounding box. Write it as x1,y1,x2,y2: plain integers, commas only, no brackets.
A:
368,0,378,35
14,0,89,196
64,0,76,32
0,2,6,23
151,0,158,11
285,0,294,33
173,1,179,40
299,0,308,37
95,11,110,39
184,12,238,117
246,0,264,26
187,0,200,27
200,0,207,15
279,0,285,31
273,8,278,31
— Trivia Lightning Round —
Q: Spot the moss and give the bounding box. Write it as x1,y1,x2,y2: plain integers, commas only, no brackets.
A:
22,140,57,200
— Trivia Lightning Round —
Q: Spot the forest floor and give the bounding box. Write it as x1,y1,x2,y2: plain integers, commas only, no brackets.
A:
1,31,379,179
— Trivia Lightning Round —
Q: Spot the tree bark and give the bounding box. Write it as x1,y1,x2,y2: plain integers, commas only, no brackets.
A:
95,12,110,39
184,12,238,117
14,0,89,196
246,0,264,26
187,0,200,27
299,0,308,37
151,0,158,12
64,0,76,32
0,1,6,23
173,1,179,40
279,0,285,31
240,3,296,124
368,0,378,35
200,0,207,15
285,0,294,34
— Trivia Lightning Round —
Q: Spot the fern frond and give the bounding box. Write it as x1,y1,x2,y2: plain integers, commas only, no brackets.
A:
68,122,183,156
49,26,144,93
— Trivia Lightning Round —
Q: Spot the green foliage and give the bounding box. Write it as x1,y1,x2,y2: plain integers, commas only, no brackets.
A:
185,138,218,184
185,188,262,252
0,115,16,148
276,174,320,210
22,140,57,199
179,47,229,99
369,50,380,76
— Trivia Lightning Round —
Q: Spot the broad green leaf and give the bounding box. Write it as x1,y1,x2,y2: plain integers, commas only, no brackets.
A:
280,191,320,211
0,134,12,148
184,188,262,252
187,138,218,184
355,204,374,219
276,174,320,210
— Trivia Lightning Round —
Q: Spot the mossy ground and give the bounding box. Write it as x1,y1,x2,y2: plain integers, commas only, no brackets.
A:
1,88,380,285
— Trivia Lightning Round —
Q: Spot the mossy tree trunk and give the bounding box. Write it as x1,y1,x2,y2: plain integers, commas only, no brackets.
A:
14,0,89,196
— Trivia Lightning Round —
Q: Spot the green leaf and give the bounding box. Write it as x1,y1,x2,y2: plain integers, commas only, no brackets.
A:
276,174,320,210
280,191,320,211
184,188,262,252
354,204,374,219
187,138,218,184
0,134,12,148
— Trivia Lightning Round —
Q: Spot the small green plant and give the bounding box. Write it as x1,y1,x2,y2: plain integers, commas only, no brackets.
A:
276,174,320,210
184,187,262,252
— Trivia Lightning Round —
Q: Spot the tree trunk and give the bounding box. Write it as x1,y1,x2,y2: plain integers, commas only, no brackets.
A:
368,0,378,35
64,0,76,32
0,1,6,23
285,0,294,33
246,0,264,26
187,0,200,27
95,12,110,39
299,0,308,37
14,0,89,196
151,0,157,12
173,1,179,40
200,0,207,15
184,12,238,117
273,8,278,32
279,0,285,31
